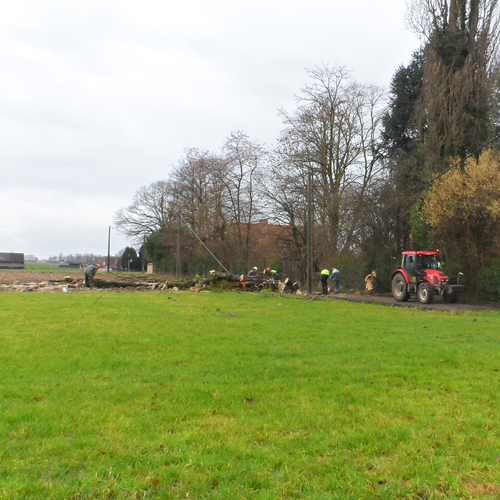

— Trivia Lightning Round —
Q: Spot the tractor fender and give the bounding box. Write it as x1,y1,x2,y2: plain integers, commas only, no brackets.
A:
392,269,410,283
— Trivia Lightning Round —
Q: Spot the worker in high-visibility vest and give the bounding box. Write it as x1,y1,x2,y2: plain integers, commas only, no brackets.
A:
320,268,330,294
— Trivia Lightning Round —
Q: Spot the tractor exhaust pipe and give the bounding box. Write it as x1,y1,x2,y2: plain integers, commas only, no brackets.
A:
457,272,464,285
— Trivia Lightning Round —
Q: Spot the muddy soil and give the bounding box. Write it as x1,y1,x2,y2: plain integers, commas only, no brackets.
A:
332,292,500,313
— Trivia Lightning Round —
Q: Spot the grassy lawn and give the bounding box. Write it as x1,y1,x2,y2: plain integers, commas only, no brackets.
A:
1,291,500,499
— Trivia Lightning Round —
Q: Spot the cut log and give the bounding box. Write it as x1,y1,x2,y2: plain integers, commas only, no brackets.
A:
92,279,152,288
209,270,242,282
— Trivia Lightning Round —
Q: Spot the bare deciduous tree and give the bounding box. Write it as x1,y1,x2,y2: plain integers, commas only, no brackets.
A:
221,131,267,270
259,143,310,279
170,148,229,240
114,181,175,244
276,65,386,260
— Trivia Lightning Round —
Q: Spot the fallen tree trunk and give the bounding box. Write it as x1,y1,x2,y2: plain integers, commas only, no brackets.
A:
0,271,301,293
93,279,157,288
209,271,242,282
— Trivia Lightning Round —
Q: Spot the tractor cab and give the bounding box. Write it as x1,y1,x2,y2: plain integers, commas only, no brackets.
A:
402,252,440,278
402,253,419,281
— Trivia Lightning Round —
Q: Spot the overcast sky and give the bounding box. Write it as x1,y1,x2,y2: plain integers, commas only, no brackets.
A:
0,0,420,259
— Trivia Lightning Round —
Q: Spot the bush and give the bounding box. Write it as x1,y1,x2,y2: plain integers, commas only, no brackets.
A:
371,254,397,294
333,253,369,292
478,259,500,301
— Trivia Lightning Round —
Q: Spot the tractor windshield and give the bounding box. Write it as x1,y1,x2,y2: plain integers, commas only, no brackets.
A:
416,254,439,270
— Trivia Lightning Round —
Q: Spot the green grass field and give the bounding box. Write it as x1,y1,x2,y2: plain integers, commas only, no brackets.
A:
15,264,61,271
1,290,500,499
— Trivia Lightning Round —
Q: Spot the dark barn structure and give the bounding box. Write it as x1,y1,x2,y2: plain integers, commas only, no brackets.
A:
0,253,25,269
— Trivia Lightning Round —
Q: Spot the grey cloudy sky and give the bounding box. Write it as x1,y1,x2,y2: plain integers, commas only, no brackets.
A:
0,0,420,259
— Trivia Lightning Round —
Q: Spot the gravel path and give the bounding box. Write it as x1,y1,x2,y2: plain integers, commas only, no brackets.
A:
330,292,500,313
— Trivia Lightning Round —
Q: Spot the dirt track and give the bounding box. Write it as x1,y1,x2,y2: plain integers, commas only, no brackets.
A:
332,292,500,313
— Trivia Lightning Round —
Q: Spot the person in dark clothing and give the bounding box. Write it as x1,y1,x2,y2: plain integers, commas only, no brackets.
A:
248,266,258,277
84,263,100,288
330,267,340,294
320,268,330,294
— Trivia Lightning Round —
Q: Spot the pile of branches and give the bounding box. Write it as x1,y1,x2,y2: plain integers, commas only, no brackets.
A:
0,276,81,292
208,271,300,293
0,272,301,293
93,270,300,293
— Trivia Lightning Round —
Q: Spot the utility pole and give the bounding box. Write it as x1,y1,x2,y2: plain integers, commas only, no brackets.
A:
142,235,146,272
176,213,181,278
107,226,111,272
307,170,314,294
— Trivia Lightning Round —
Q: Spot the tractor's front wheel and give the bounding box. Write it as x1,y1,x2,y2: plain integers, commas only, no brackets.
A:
417,282,435,304
392,273,410,302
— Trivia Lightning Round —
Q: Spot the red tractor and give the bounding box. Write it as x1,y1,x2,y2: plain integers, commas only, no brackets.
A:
392,250,464,304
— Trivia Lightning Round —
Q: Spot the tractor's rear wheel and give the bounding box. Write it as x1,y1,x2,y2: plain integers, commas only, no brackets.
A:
392,273,410,302
417,282,435,304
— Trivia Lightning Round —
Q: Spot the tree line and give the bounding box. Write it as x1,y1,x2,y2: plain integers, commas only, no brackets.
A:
115,0,500,297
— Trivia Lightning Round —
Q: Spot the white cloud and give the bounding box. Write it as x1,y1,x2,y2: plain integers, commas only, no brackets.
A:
0,187,132,257
0,0,420,257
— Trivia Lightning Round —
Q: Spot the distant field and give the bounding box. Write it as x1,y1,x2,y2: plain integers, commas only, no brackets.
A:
1,291,500,499
22,264,144,273
23,264,70,271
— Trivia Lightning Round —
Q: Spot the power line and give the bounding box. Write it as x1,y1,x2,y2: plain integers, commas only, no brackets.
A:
166,134,500,276
177,213,231,274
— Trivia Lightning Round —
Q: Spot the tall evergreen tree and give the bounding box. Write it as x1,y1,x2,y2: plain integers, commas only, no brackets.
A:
379,51,426,254
407,0,500,167
381,50,425,158
121,247,141,271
